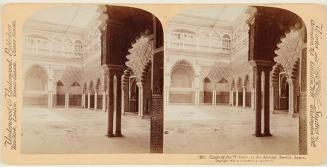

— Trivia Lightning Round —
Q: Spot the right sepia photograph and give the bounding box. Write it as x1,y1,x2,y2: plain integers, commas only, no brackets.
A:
163,5,307,155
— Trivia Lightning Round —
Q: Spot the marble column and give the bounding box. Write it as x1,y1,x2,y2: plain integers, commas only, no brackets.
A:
287,78,295,117
115,73,123,136
230,90,234,106
123,82,129,114
193,88,198,105
212,90,215,106
50,92,53,108
81,93,84,108
214,90,217,106
113,76,117,134
87,92,90,109
198,89,201,105
121,77,125,115
251,88,255,110
48,92,52,109
229,90,232,106
242,86,246,108
102,91,106,111
107,73,114,137
272,82,279,112
194,89,197,105
64,93,67,108
65,93,69,109
94,92,98,110
236,89,239,107
137,82,144,118
67,93,70,109
255,67,262,137
263,69,272,136
270,82,274,114
51,92,53,108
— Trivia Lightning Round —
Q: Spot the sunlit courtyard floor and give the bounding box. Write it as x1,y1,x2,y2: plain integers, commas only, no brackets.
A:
164,105,299,154
21,107,150,154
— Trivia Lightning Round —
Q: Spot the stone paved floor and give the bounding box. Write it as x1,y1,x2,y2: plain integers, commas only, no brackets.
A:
21,107,150,154
21,105,299,154
164,105,299,154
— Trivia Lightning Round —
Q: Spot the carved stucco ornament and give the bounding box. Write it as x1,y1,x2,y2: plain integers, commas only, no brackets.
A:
125,33,154,82
274,28,302,79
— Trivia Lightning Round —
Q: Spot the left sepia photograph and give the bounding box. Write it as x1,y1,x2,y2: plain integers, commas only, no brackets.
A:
21,4,164,154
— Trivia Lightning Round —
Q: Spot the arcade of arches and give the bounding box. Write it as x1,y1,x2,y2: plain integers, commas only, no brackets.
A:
164,6,307,154
22,5,163,153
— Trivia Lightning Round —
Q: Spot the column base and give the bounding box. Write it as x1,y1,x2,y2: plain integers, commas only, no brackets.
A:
289,114,295,118
253,133,263,137
263,132,272,137
114,133,124,137
107,133,115,137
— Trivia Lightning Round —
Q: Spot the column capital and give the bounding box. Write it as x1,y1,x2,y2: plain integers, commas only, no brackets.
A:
213,83,218,90
287,78,295,85
250,60,274,70
136,81,143,88
262,66,273,72
270,81,274,87
109,65,125,76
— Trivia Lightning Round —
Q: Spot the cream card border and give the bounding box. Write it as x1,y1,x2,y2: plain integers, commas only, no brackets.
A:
1,3,326,165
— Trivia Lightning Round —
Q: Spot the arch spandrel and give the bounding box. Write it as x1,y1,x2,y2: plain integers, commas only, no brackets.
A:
89,81,95,94
199,66,211,82
274,28,303,80
236,77,243,90
206,62,231,83
125,31,154,82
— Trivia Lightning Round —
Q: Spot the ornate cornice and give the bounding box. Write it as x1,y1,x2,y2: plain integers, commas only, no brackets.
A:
171,14,233,30
24,19,85,36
